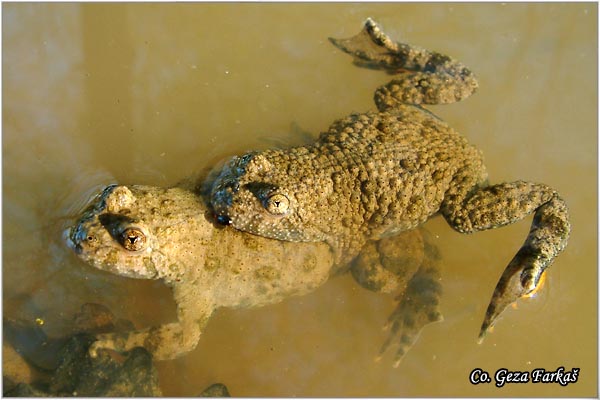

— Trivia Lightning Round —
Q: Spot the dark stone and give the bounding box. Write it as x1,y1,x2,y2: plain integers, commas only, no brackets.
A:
3,381,48,397
200,382,231,397
3,317,68,371
3,304,162,396
49,335,161,396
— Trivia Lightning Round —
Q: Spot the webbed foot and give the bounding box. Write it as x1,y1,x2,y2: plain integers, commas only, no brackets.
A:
329,17,401,73
380,265,443,368
478,257,546,343
329,18,478,107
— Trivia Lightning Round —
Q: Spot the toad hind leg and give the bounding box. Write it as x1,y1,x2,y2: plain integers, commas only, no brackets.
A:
383,263,442,367
441,181,571,341
351,229,443,367
329,17,478,108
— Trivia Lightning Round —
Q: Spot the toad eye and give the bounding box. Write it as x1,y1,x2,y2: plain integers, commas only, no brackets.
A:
264,193,290,215
120,227,147,251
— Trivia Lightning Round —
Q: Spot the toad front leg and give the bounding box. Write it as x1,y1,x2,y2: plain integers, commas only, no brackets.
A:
90,288,214,360
441,179,570,341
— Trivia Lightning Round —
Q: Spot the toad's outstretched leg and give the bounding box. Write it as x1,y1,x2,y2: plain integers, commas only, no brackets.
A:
441,180,570,341
89,288,214,360
329,17,478,108
351,228,443,367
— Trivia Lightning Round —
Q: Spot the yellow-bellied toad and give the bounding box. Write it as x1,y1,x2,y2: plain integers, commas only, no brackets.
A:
209,18,571,340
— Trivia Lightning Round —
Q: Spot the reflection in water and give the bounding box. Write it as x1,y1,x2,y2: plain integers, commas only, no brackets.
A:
2,3,597,397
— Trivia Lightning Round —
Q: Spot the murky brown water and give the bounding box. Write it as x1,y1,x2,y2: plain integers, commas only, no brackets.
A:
3,3,597,397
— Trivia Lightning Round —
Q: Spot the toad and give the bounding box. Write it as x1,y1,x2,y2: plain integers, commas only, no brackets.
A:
209,18,571,340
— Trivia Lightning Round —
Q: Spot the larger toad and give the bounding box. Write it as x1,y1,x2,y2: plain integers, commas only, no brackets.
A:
210,18,571,339
67,184,442,366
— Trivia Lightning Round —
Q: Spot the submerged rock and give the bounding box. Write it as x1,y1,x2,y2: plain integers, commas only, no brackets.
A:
200,383,231,397
3,303,161,397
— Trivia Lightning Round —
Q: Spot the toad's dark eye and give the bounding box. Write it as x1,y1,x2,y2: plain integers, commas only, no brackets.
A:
264,193,290,216
120,228,147,251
